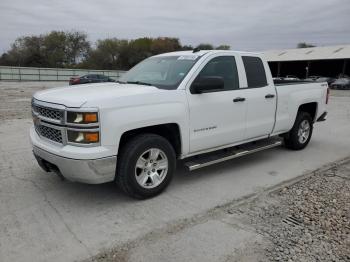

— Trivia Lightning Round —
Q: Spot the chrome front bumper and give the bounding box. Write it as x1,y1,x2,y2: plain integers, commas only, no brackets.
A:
33,146,117,184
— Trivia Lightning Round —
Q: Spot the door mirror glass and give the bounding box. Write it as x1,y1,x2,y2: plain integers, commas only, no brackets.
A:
191,76,225,94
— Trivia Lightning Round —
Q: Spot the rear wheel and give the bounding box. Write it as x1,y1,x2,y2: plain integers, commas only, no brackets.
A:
284,112,313,150
116,134,176,199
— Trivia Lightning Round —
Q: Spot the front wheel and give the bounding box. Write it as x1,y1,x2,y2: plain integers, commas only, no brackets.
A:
284,112,313,150
116,134,176,199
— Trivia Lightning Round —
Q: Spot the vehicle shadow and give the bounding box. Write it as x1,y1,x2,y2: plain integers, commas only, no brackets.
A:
31,146,288,209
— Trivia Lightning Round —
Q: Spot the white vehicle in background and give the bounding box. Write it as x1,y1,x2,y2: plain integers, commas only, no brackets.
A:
30,50,329,199
284,75,300,81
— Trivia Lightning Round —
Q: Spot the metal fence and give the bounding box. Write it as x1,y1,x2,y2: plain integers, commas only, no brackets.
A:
0,66,126,81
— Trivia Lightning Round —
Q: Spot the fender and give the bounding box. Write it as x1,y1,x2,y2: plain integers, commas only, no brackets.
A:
100,101,189,156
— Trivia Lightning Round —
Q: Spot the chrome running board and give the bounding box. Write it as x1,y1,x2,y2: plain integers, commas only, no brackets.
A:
184,138,283,171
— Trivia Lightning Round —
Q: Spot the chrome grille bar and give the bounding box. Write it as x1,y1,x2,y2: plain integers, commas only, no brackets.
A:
31,99,65,125
35,123,63,144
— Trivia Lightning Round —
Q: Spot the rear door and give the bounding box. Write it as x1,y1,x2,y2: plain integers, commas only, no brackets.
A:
186,54,248,153
241,56,276,140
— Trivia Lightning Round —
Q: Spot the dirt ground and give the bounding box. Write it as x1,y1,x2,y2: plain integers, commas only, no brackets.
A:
0,81,65,120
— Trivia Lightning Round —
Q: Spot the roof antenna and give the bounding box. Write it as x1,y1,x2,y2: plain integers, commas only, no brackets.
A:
193,48,200,53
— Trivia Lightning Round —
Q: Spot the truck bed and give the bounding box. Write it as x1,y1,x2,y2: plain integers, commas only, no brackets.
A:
274,79,314,85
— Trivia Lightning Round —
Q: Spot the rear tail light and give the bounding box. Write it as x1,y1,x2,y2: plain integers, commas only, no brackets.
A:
326,87,330,104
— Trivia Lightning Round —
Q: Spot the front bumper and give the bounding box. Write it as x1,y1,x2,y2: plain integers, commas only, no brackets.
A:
33,146,117,184
30,126,117,184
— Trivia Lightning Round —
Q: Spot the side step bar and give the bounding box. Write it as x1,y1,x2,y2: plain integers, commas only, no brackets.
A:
184,139,283,171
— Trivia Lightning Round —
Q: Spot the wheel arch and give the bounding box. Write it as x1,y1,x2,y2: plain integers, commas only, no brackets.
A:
297,102,318,122
118,123,182,158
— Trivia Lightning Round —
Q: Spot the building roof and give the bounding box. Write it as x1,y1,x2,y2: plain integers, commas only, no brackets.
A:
263,45,350,62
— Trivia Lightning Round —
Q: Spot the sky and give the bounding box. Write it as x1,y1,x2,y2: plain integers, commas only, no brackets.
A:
0,0,349,53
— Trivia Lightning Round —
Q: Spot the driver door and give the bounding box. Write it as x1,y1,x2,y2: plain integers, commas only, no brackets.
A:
187,55,247,153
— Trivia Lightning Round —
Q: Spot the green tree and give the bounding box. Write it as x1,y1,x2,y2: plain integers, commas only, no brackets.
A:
42,31,68,67
86,38,129,69
297,42,316,48
5,35,45,66
127,37,153,67
0,31,232,69
0,53,9,65
82,37,181,70
0,30,90,68
150,37,181,54
66,31,90,65
181,45,194,50
43,31,90,67
195,43,214,50
216,45,230,50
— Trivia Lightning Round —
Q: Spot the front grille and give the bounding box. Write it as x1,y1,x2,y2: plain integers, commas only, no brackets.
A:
32,104,63,121
35,124,63,144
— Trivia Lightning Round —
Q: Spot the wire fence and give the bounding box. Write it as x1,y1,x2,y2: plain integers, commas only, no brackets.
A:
0,66,126,81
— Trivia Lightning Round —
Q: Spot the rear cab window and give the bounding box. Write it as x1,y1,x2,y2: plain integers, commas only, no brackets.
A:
242,56,268,88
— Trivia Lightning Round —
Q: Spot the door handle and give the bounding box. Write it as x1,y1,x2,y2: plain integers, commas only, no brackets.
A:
233,97,246,102
265,94,275,99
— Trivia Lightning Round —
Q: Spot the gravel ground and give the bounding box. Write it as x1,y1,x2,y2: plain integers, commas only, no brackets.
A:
229,160,350,262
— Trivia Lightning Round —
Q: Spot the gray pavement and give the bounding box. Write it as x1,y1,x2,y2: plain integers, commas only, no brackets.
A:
0,83,349,261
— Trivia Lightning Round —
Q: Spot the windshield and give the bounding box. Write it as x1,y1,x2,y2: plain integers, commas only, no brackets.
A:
120,55,201,90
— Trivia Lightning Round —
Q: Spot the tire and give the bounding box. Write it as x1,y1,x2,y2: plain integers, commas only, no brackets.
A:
116,134,176,199
284,112,313,150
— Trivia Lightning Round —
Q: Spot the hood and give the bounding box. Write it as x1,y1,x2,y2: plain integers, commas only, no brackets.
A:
33,82,161,108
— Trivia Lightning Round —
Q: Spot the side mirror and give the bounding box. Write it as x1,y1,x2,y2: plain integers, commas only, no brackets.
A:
191,76,224,94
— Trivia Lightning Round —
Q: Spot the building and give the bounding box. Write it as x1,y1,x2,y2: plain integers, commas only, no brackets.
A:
263,45,350,78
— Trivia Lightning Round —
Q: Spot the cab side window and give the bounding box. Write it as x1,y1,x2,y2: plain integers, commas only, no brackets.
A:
242,56,267,88
197,56,239,91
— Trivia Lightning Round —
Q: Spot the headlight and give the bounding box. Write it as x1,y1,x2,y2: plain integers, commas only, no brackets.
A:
67,111,98,124
67,130,99,144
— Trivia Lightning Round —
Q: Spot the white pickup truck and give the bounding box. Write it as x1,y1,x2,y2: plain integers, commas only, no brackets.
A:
30,50,328,199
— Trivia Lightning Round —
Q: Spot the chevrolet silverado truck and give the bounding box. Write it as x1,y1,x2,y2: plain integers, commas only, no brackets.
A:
30,50,329,199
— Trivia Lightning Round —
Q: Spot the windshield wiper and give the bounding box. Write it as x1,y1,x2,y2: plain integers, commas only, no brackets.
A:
126,81,153,86
116,80,126,84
